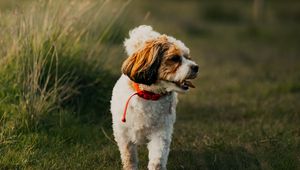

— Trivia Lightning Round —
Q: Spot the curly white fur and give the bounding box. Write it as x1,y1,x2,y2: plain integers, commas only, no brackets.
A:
124,25,190,57
111,75,177,170
111,25,197,170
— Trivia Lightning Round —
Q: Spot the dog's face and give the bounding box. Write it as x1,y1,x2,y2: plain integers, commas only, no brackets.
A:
122,35,198,92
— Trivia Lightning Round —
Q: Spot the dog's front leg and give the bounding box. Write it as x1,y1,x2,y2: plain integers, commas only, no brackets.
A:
147,133,171,170
117,140,138,170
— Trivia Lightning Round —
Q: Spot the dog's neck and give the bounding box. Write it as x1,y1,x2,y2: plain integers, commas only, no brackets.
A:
131,81,169,95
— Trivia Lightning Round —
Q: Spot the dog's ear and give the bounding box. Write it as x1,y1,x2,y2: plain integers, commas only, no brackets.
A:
122,36,169,85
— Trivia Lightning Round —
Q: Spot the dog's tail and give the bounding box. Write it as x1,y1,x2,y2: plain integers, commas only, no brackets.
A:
124,25,161,56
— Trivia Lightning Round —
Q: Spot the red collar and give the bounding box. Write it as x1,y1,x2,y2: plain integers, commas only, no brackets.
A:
121,82,163,122
132,83,162,100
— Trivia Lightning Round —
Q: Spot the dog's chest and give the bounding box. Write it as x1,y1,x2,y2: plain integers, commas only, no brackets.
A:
127,94,176,143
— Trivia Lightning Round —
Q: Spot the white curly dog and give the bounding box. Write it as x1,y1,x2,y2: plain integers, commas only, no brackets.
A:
110,25,199,170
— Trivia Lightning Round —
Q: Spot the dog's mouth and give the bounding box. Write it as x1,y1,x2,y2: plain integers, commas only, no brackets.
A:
171,79,195,90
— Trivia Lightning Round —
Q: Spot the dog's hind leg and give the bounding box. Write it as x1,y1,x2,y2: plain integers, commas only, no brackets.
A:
117,140,138,170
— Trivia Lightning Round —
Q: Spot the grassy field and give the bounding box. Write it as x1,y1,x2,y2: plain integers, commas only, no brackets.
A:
1,0,300,169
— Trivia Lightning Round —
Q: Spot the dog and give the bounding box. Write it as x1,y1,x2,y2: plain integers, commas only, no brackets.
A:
110,25,198,170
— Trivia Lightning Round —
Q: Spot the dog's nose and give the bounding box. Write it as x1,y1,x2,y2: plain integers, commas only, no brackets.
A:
191,65,199,73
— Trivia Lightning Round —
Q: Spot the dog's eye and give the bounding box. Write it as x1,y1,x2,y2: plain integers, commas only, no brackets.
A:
170,55,181,62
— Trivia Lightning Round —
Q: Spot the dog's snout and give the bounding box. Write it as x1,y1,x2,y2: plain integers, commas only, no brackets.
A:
191,65,199,73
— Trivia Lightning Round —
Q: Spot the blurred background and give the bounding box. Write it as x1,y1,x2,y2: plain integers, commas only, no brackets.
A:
0,0,299,169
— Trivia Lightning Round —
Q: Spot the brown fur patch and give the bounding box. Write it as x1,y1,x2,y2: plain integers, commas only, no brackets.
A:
158,42,183,80
121,36,170,85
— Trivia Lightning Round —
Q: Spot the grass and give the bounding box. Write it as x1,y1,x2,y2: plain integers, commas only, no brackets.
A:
1,0,300,169
0,0,127,168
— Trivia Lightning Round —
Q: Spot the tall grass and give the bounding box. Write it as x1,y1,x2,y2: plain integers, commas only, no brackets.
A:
0,0,129,131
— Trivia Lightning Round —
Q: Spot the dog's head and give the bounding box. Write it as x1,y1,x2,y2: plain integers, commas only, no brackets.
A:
122,25,198,92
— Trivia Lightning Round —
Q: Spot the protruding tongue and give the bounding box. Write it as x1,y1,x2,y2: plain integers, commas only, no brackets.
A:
183,80,195,88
